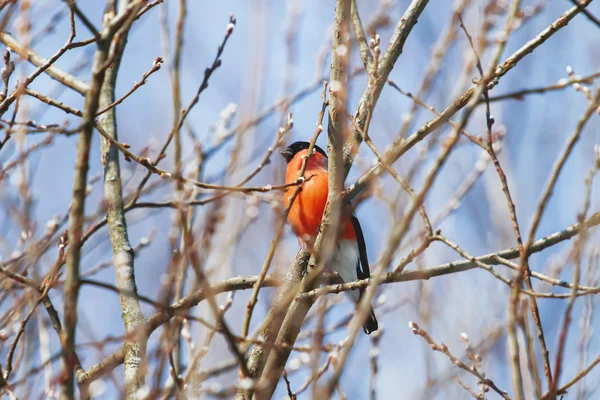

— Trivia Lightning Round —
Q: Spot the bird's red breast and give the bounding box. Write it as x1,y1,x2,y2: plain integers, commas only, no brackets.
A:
284,149,356,243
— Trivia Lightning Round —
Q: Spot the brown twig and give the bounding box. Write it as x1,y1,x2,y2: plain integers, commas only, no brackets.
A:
95,56,163,116
343,0,430,173
63,211,600,387
550,160,597,395
522,89,600,395
128,15,236,205
0,28,88,101
486,71,600,102
240,112,298,339
568,0,600,29
345,0,595,202
408,321,510,399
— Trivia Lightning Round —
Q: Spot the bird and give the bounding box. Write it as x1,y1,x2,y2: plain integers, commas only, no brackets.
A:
280,141,378,334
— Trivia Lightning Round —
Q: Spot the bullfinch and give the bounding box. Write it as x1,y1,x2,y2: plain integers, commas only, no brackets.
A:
280,141,378,334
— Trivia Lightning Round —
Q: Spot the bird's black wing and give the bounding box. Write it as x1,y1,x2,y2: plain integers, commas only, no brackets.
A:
350,215,370,280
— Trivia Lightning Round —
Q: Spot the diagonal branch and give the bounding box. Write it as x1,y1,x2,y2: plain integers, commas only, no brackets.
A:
345,0,594,201
350,0,373,71
344,0,430,174
568,0,600,29
0,32,89,96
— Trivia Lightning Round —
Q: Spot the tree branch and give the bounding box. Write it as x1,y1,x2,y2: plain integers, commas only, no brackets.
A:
0,31,89,95
254,1,352,397
61,1,146,398
345,0,594,201
343,0,430,173
95,0,147,397
75,211,600,388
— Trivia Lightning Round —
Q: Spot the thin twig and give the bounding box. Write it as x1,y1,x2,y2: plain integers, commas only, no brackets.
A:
128,15,236,205
408,322,511,400
73,211,600,387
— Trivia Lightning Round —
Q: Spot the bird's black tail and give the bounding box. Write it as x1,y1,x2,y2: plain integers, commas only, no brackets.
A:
362,307,378,334
350,215,378,334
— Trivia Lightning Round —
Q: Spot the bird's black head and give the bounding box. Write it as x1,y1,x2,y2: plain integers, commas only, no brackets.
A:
280,141,327,163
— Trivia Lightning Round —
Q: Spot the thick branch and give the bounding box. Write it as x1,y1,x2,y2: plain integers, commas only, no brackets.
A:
254,1,352,397
236,86,328,399
62,1,146,398
95,0,147,397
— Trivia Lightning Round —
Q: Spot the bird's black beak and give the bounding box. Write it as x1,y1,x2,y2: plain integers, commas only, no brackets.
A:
280,148,293,163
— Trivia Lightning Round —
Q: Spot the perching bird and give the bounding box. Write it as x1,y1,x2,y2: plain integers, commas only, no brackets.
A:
280,141,378,334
